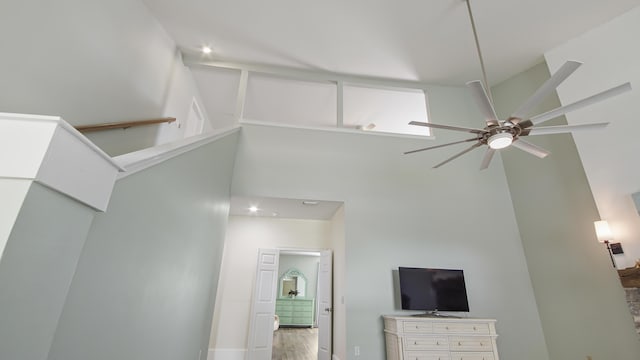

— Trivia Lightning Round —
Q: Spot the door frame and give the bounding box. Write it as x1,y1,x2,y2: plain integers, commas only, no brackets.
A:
246,248,333,360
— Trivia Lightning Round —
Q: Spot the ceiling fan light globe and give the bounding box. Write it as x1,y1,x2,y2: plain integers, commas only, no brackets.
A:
488,133,513,149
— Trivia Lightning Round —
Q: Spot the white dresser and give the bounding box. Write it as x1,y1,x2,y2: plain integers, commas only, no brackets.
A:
383,315,499,360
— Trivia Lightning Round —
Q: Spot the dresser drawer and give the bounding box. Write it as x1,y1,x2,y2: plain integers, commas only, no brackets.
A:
433,323,490,335
292,300,313,308
276,304,294,312
448,337,493,352
404,321,433,333
292,310,313,317
404,351,451,360
449,352,494,360
404,336,448,351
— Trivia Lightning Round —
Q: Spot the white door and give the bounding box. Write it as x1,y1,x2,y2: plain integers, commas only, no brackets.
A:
246,249,280,360
317,250,333,360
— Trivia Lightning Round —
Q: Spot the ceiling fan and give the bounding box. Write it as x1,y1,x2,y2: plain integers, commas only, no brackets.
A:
404,0,632,169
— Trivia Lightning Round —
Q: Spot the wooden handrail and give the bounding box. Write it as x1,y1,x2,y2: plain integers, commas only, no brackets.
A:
74,117,176,133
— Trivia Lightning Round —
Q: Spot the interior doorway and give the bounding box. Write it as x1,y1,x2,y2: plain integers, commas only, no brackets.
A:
207,196,344,360
247,248,332,360
271,249,332,360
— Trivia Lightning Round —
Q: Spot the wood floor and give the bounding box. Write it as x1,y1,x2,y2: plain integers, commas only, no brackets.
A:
272,327,318,360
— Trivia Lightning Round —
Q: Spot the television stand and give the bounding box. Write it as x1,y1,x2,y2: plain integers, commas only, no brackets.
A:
411,311,461,318
383,315,499,360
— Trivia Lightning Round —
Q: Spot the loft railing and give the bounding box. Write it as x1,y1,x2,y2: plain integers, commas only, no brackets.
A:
74,117,176,133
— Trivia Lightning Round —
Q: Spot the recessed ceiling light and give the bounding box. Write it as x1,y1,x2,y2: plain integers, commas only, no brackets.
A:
201,46,212,54
249,206,258,213
302,200,319,206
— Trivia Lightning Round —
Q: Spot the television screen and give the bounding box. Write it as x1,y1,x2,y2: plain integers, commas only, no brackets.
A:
399,267,470,312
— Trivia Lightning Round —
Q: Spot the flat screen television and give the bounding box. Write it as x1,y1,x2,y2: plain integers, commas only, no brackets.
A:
398,267,470,313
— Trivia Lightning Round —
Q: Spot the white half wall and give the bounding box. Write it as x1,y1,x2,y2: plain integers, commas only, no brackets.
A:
545,6,640,269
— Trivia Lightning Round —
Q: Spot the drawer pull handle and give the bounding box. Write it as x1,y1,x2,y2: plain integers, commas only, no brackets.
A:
473,326,477,330
416,325,419,329
414,341,417,345
458,341,462,346
480,342,483,346
436,341,439,345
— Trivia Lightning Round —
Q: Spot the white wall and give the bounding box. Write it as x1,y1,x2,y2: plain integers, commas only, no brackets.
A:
230,83,549,360
545,6,640,269
0,0,209,156
47,133,239,360
154,57,214,145
209,216,333,358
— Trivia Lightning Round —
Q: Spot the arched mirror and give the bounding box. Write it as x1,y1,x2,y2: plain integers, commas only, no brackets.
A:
279,268,307,298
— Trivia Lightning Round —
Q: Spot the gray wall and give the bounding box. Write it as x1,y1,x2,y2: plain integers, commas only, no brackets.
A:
47,132,238,360
492,61,640,359
545,7,640,269
231,84,549,360
0,183,96,360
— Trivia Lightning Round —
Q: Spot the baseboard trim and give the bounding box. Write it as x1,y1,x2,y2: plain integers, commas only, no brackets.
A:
207,348,246,360
332,355,341,360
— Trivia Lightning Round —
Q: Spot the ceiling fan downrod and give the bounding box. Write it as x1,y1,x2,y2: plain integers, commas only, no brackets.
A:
465,0,493,105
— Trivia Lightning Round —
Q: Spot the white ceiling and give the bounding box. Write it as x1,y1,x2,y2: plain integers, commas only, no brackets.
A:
140,1,640,219
143,0,640,86
230,196,343,220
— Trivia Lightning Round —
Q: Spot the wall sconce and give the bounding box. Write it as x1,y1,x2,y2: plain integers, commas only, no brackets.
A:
594,220,617,267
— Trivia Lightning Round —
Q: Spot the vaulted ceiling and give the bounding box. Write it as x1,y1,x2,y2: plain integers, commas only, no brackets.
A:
143,0,640,86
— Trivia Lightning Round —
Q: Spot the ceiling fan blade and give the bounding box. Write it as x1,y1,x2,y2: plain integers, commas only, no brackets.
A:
409,121,485,134
529,82,632,125
433,142,483,168
510,139,551,158
511,61,582,120
479,148,496,170
404,138,479,155
524,122,609,136
467,80,499,126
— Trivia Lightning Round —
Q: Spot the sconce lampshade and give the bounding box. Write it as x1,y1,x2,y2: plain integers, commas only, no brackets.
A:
594,220,613,243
